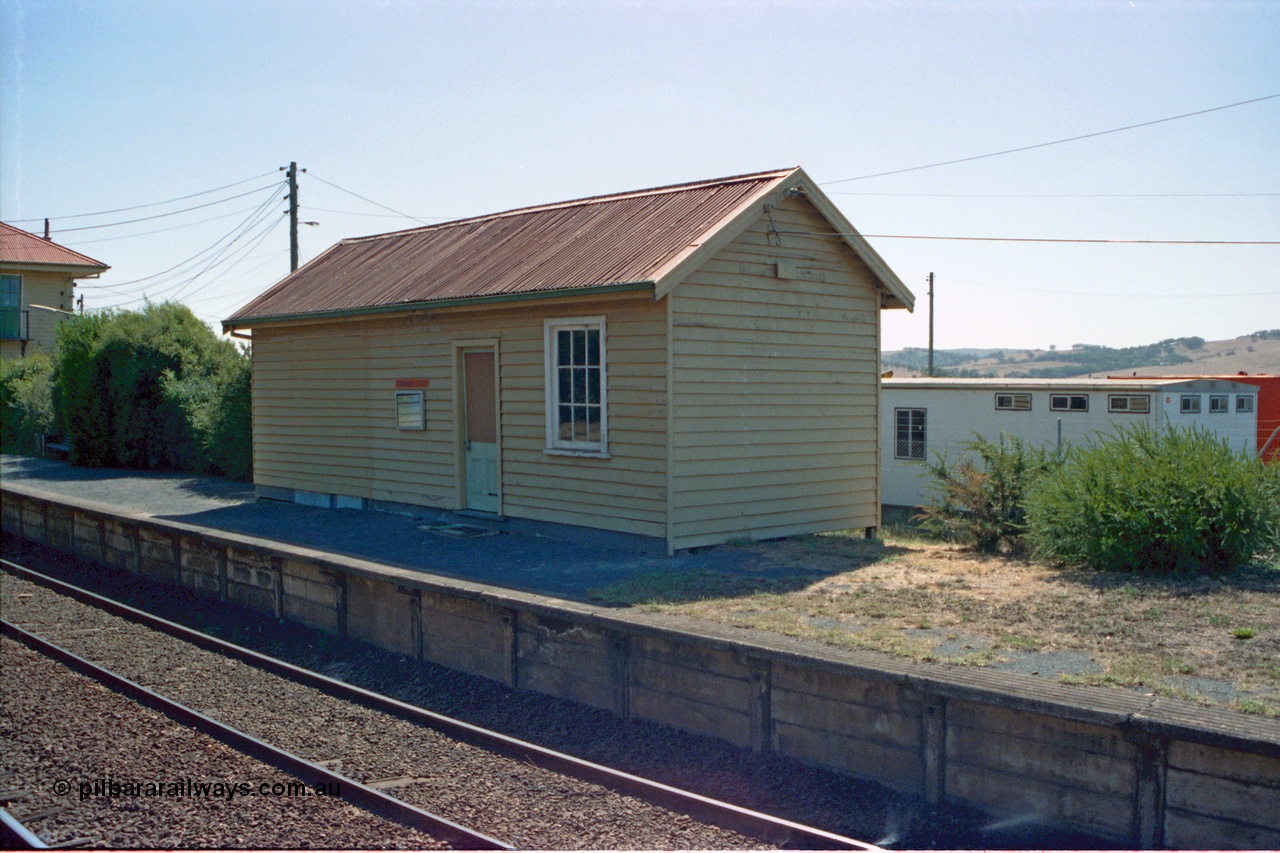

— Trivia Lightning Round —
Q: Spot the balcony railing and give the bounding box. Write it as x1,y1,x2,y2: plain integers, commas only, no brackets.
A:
0,308,29,341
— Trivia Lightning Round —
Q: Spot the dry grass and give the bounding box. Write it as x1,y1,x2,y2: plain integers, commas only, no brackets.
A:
591,531,1280,717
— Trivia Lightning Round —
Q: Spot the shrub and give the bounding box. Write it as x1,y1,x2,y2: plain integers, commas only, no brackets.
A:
0,353,56,454
53,303,252,477
161,353,253,480
916,433,1064,553
1027,424,1280,573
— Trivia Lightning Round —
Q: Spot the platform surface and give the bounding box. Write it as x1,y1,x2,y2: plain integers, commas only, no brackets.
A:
0,454,766,601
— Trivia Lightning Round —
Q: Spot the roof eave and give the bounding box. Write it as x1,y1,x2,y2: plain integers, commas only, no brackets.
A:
222,280,654,333
0,260,110,276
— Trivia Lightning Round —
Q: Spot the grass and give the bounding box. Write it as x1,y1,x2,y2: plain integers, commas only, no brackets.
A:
590,531,1280,717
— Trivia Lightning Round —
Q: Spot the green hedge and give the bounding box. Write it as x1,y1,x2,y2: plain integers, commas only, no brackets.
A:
1,353,57,454
1026,424,1280,573
52,303,252,478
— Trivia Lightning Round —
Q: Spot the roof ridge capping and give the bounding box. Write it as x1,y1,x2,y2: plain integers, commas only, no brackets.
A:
341,167,802,244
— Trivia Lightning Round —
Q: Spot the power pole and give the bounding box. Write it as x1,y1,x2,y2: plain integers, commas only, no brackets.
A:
286,161,299,272
927,271,935,377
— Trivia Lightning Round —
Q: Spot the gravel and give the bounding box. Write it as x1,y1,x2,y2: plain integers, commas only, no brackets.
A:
1,537,1114,849
1,571,766,850
1,637,450,850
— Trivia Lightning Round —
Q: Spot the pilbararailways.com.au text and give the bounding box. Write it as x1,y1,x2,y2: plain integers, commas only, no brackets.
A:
62,777,341,802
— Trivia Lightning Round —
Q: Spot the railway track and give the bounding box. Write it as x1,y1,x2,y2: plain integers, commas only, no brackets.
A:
1,557,877,850
1,631,463,850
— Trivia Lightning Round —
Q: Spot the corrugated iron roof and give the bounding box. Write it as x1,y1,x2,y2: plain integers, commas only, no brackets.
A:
227,169,798,324
0,222,109,271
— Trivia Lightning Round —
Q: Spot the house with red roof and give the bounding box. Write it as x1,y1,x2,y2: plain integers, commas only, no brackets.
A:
0,222,109,360
225,168,915,553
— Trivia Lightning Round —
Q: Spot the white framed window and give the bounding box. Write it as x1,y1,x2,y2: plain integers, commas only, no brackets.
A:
1208,395,1229,414
894,408,927,461
1108,394,1150,414
545,316,607,454
1050,394,1088,412
995,393,1031,411
1237,395,1255,413
395,391,425,430
1181,395,1201,414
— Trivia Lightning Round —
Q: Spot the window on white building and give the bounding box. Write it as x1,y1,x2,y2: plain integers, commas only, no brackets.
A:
1050,394,1088,412
995,393,1032,411
894,408,927,460
1108,394,1150,414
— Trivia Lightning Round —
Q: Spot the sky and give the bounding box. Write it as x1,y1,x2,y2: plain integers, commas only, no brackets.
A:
2,0,1277,353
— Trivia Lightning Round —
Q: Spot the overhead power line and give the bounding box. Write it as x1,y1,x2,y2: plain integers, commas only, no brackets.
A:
49,182,284,234
856,233,1280,245
304,205,455,220
776,227,1280,245
304,172,435,226
5,170,282,223
81,188,285,292
67,204,280,246
822,93,1280,185
940,275,1277,299
828,191,1280,199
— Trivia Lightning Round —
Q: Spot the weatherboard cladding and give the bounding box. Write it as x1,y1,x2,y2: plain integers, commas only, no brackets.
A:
0,222,109,270
227,169,794,322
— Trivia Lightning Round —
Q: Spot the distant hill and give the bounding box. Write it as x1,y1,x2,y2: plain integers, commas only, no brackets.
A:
882,329,1280,379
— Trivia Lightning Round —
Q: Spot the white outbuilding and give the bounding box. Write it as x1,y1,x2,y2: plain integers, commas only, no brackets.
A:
880,377,1259,509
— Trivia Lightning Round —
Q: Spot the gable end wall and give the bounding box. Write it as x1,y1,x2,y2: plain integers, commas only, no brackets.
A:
668,196,882,549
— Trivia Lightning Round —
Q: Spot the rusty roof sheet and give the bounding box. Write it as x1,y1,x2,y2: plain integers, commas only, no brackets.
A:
0,222,109,271
227,168,798,324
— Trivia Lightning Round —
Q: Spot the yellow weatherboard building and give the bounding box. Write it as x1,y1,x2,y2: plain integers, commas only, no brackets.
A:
225,168,915,554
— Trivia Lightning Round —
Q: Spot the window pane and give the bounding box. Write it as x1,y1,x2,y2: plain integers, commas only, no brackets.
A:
557,330,571,366
0,275,19,306
558,368,572,403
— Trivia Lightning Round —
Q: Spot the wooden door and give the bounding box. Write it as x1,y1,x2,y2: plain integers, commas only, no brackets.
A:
462,349,498,513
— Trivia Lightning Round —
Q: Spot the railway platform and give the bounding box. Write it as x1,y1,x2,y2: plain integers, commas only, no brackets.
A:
0,454,756,601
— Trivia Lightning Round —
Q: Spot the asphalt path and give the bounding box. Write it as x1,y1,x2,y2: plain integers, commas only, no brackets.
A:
0,454,757,602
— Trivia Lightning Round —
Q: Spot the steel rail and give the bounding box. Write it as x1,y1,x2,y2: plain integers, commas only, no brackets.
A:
0,618,511,851
0,808,50,849
2,557,878,851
